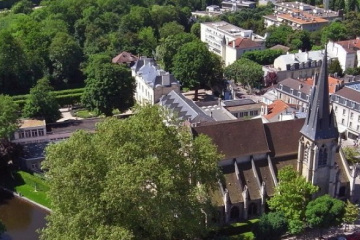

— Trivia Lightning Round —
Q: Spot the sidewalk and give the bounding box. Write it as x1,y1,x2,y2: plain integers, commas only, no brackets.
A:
56,108,83,122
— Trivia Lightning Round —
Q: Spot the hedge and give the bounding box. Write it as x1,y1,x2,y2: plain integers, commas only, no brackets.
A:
52,88,84,96
55,93,82,106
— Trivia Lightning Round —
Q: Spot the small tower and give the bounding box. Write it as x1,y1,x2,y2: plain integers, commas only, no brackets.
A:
297,47,339,197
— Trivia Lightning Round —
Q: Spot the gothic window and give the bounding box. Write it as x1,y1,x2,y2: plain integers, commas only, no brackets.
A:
303,143,310,162
318,145,328,167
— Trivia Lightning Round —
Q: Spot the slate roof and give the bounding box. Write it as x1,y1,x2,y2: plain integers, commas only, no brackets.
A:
192,118,269,159
222,164,243,203
255,159,275,196
271,155,298,177
334,86,360,103
159,90,214,123
238,161,261,200
264,119,305,157
300,48,339,141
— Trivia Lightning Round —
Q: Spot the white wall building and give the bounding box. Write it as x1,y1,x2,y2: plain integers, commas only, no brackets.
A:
327,39,360,71
200,21,266,66
131,57,180,105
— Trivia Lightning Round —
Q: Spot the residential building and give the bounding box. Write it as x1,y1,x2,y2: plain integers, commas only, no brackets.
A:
192,49,351,222
112,51,138,66
221,0,256,10
273,50,331,80
191,5,224,18
262,100,296,122
200,21,266,66
131,57,180,105
276,76,343,111
327,39,360,71
331,82,360,139
262,87,277,104
222,99,264,119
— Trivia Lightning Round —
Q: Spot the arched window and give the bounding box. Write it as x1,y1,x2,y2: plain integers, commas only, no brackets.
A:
230,206,240,220
318,145,328,167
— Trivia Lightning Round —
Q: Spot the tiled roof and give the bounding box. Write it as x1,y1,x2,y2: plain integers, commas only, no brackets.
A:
228,37,262,49
238,161,261,200
271,155,298,177
335,39,360,53
264,119,305,157
112,51,138,64
270,44,290,52
334,86,360,103
264,100,291,120
255,159,275,196
192,118,269,159
303,76,342,94
222,164,243,203
277,13,328,24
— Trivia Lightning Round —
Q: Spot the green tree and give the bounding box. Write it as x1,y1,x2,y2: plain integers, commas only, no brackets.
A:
287,30,312,51
328,59,343,77
265,25,294,48
190,22,201,38
172,40,223,100
11,0,33,14
321,22,348,44
23,78,61,123
120,6,153,33
305,195,345,237
344,67,360,76
254,212,288,240
82,63,135,116
49,32,83,85
0,95,19,139
224,58,263,91
155,32,196,71
343,200,360,230
242,49,283,65
159,21,184,39
137,27,157,56
343,146,360,164
267,166,319,234
41,105,222,240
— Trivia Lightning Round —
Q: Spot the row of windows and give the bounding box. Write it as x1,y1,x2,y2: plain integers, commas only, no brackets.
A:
19,129,45,139
235,110,259,118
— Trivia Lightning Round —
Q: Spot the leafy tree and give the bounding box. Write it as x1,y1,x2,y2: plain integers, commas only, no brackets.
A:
49,32,83,85
172,40,223,100
120,6,153,33
11,0,33,14
265,25,293,48
41,105,222,240
264,71,278,87
82,63,135,116
267,166,319,234
287,30,312,51
0,220,5,236
305,195,345,237
23,78,61,123
190,22,201,38
0,95,20,139
344,12,360,39
344,67,360,76
328,59,343,77
343,200,360,230
137,27,157,56
343,146,360,163
254,212,288,240
155,32,196,71
0,139,22,173
321,22,348,44
159,21,184,39
150,5,179,29
242,49,283,65
224,58,263,91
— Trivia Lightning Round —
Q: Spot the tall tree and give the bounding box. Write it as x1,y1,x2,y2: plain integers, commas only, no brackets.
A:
305,195,345,238
82,63,135,116
172,40,223,100
23,78,61,123
328,59,343,77
159,21,185,39
265,25,293,48
267,166,318,234
224,58,263,91
321,22,348,44
190,22,200,38
41,105,222,240
11,0,33,14
254,212,288,240
137,27,157,56
0,95,19,139
343,200,360,230
49,32,83,85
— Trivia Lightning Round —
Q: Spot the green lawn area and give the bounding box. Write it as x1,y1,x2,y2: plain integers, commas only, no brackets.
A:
73,109,121,118
229,232,255,240
0,171,50,209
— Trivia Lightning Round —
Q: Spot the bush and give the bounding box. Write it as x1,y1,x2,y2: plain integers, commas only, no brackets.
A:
52,88,84,96
343,146,360,164
242,49,283,65
55,93,82,106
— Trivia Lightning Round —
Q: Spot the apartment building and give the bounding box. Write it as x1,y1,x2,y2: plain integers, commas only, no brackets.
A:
131,57,180,105
327,39,360,71
200,21,266,66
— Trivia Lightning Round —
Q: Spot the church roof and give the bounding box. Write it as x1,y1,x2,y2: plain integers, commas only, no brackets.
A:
300,47,339,141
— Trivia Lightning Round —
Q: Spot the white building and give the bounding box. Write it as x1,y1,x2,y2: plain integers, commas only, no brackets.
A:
131,57,180,105
327,39,360,71
332,83,360,139
200,21,266,66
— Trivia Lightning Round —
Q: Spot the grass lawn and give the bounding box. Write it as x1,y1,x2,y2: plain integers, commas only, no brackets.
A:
73,109,121,118
229,232,255,240
0,171,50,209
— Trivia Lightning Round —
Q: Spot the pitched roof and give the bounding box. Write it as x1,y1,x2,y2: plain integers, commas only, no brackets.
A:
192,118,269,159
255,159,275,196
263,100,291,120
222,164,243,203
46,118,102,134
334,86,360,103
112,51,138,64
264,119,305,157
228,37,262,49
335,39,360,53
300,48,339,141
303,76,342,94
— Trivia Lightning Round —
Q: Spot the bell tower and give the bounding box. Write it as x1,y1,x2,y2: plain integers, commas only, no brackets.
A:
297,47,339,197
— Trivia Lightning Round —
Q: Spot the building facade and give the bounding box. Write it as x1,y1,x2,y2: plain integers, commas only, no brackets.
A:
327,39,360,71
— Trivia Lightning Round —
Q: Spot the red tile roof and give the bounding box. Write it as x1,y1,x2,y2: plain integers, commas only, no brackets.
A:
264,100,291,120
335,39,360,53
112,51,138,64
228,37,262,49
303,76,343,94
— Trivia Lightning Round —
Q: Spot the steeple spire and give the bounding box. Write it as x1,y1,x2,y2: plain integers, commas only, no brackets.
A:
300,47,338,141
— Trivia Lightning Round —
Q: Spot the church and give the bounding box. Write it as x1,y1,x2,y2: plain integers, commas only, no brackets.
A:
191,49,353,223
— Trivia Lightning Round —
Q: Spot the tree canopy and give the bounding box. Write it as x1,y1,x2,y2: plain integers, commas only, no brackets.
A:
82,63,135,116
254,212,288,240
267,166,319,234
23,78,61,123
343,200,360,229
0,95,19,139
41,105,222,240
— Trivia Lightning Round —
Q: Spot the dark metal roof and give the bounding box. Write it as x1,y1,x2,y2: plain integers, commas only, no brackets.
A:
300,47,339,141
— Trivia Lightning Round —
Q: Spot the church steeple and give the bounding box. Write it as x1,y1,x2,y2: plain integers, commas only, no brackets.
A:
300,47,338,141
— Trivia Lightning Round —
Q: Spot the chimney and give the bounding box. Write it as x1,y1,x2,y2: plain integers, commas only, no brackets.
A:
299,83,303,90
305,51,309,61
299,49,302,53
232,40,235,48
